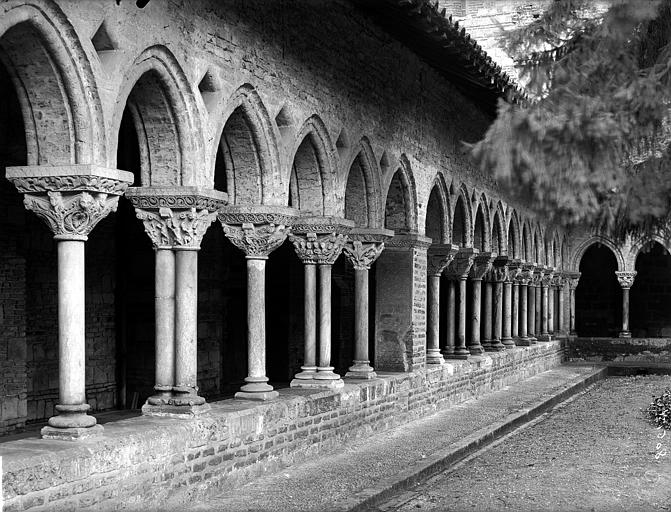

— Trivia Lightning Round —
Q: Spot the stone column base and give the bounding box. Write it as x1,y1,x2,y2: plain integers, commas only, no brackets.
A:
142,402,211,418
345,361,377,379
426,349,445,365
537,334,552,342
469,345,484,355
619,331,631,338
235,390,279,401
515,337,533,346
501,337,515,349
446,348,470,360
41,424,104,441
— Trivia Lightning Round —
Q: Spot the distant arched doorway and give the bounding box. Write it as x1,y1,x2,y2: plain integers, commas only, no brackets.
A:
576,244,621,336
630,242,671,337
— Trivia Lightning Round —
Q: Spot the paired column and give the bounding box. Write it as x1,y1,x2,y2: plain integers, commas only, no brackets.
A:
128,187,227,414
567,272,581,336
342,228,393,378
538,267,554,341
481,279,494,350
426,244,459,364
615,271,637,338
506,260,523,344
219,205,298,399
557,273,566,335
516,263,534,346
290,217,354,389
468,252,493,355
486,255,508,351
7,165,134,439
443,248,476,359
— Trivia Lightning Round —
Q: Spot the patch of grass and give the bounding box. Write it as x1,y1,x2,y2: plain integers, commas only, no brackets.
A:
645,388,671,431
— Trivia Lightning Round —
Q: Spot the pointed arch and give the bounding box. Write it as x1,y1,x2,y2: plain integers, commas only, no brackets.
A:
288,115,338,216
553,232,561,269
342,137,382,227
491,201,506,256
451,184,473,247
112,45,205,186
424,174,450,244
627,233,671,270
212,84,282,204
473,194,491,252
0,1,106,165
507,210,521,259
383,154,418,233
571,235,625,271
522,220,533,261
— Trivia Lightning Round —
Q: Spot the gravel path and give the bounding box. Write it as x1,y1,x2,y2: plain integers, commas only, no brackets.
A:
375,375,671,512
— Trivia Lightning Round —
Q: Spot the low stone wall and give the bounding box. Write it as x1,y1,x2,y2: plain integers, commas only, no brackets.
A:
567,337,671,364
1,341,564,512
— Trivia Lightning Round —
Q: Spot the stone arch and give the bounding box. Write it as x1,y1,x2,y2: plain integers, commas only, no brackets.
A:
288,115,338,216
383,154,418,233
507,210,521,259
112,45,204,186
473,194,491,252
572,235,625,272
545,234,554,268
553,232,561,269
424,174,450,244
451,184,472,247
0,1,106,165
212,84,282,204
522,220,533,261
491,201,506,255
342,137,382,227
627,233,671,271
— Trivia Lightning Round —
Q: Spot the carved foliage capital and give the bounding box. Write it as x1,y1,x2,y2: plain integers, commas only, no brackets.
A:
444,253,475,279
469,255,494,280
490,265,509,283
135,207,217,249
23,191,120,239
289,232,348,265
615,271,637,289
222,222,290,258
343,240,385,270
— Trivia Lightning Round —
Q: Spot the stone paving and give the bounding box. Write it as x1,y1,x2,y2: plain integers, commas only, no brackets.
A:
375,374,671,512
188,364,602,512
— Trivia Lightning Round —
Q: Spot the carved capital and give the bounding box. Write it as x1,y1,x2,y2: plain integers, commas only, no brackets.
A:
517,263,536,286
289,232,348,265
541,269,555,287
218,205,298,258
343,241,384,270
444,247,477,279
427,243,459,276
566,271,581,291
469,252,494,280
490,255,510,282
135,207,218,249
6,165,134,240
506,259,524,283
551,274,564,288
615,270,637,289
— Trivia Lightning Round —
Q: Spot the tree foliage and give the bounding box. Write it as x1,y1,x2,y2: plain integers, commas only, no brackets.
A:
470,0,671,238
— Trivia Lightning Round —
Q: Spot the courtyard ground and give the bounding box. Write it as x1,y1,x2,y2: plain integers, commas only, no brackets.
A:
375,374,671,512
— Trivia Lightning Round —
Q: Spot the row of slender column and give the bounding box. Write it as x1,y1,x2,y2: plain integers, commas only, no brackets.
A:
426,249,581,363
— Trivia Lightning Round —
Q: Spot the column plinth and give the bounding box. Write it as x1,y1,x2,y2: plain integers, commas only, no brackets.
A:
128,187,227,416
220,206,299,400
468,252,493,355
444,248,477,359
426,244,459,365
343,228,393,378
616,271,636,338
289,217,354,389
7,165,134,439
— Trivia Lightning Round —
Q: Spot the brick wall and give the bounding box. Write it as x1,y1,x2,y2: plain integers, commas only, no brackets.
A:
2,341,565,512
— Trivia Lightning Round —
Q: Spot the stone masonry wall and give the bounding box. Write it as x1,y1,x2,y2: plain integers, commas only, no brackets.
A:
2,341,565,512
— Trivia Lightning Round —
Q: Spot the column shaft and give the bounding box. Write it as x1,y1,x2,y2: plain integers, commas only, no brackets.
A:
528,284,536,340
470,279,484,354
548,286,555,334
519,284,529,341
511,283,519,338
315,264,342,385
540,284,550,340
570,288,576,335
535,285,542,337
451,278,469,359
558,284,565,334
346,269,376,378
621,287,631,337
427,274,444,364
482,281,493,348
502,281,514,347
443,280,456,357
173,249,205,405
152,249,175,400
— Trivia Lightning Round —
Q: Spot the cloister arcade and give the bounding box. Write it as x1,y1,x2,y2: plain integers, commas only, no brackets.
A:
0,0,578,441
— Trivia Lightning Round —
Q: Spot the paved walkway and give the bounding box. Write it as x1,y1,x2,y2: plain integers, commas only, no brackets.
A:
189,364,604,512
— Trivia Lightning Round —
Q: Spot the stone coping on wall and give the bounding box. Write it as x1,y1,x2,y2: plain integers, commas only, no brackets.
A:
567,337,671,363
1,341,564,512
